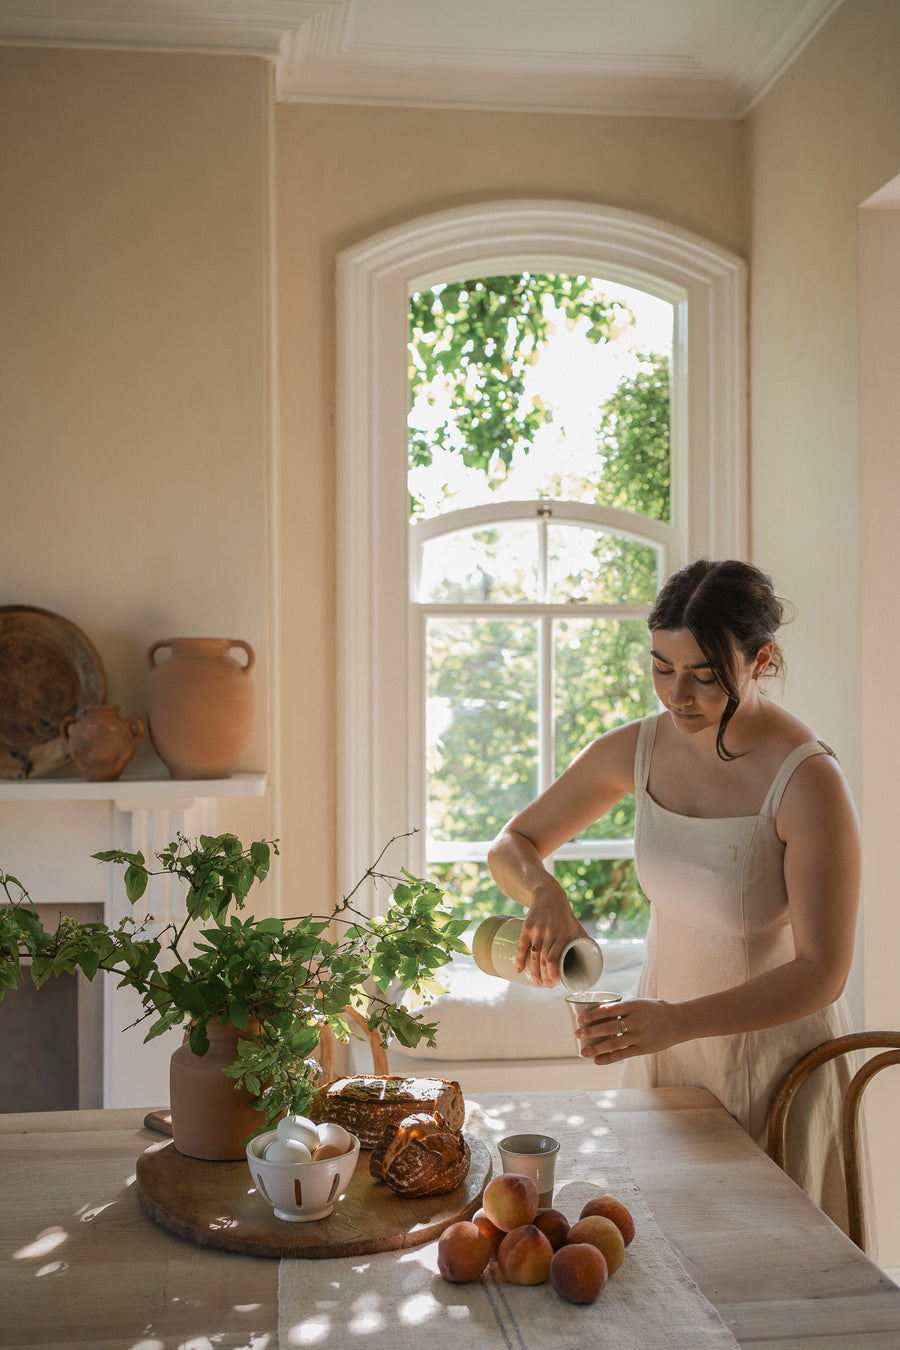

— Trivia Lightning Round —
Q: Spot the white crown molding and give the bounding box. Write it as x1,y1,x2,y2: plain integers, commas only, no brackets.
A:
0,1,343,61
0,0,843,118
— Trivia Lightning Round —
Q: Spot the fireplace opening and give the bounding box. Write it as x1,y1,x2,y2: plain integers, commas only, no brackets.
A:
0,902,104,1112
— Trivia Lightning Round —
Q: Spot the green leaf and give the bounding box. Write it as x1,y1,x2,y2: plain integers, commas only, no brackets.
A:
189,1022,210,1056
77,949,102,980
124,863,148,903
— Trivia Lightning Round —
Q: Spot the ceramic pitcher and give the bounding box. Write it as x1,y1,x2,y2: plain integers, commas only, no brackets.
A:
60,704,144,782
472,914,604,991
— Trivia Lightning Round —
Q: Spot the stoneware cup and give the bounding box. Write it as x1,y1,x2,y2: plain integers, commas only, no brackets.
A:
498,1132,560,1209
565,989,622,1057
246,1128,360,1222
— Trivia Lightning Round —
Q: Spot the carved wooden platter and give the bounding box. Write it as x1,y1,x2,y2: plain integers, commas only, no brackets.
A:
135,1132,491,1259
0,605,106,779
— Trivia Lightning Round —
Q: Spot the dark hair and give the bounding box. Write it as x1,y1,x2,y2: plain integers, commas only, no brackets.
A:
648,558,787,759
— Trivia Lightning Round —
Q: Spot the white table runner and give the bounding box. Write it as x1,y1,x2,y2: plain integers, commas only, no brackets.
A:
278,1089,740,1349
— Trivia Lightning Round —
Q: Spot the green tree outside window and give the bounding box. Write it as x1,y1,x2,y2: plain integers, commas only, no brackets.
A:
409,273,671,935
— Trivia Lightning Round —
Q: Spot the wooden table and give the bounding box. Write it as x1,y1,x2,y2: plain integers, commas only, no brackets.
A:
2,1088,898,1348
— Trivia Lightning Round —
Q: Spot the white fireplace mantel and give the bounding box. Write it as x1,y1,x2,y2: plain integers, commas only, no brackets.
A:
1,770,267,1109
0,769,266,805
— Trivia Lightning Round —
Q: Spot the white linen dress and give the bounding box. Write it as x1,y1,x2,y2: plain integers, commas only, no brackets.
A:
621,713,864,1238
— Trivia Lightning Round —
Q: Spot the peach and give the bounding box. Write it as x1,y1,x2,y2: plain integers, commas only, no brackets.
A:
566,1215,626,1275
437,1221,492,1283
482,1173,539,1232
533,1207,570,1251
550,1242,608,1304
497,1224,554,1285
472,1206,505,1258
579,1194,636,1247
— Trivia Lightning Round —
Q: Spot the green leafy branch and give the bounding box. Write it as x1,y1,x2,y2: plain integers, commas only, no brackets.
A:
0,831,470,1133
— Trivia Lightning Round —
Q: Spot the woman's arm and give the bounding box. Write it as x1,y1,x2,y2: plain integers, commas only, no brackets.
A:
577,751,862,1062
487,720,638,986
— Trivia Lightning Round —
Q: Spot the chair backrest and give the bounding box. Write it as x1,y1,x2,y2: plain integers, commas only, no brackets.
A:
765,1030,900,1251
316,1006,389,1084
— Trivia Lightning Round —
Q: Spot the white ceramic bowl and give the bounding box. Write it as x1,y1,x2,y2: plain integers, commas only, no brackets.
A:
246,1129,361,1222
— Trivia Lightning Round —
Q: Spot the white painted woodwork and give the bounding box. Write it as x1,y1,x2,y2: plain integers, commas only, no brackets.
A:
0,1,843,117
335,198,746,895
0,774,266,1108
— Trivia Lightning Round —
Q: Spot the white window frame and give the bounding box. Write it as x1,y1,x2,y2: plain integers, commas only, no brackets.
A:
336,200,746,905
414,499,673,870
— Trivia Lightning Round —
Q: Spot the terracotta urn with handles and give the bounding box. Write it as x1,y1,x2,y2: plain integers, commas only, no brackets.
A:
60,704,144,781
147,637,255,780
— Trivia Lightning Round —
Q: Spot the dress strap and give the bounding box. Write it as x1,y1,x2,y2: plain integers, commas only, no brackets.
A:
762,739,836,818
633,714,662,791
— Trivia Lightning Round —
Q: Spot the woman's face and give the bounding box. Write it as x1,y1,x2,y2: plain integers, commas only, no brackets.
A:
650,627,760,736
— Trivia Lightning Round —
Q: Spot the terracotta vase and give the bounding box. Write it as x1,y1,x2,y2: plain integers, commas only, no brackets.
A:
60,704,144,781
147,637,255,779
169,1019,264,1161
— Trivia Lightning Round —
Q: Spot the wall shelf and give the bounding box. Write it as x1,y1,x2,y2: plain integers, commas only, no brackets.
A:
0,771,267,806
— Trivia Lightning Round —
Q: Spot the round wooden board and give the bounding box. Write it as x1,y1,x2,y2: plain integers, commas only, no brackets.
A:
135,1133,491,1259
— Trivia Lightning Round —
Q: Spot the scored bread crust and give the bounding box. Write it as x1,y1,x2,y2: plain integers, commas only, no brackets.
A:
369,1111,471,1196
308,1074,465,1150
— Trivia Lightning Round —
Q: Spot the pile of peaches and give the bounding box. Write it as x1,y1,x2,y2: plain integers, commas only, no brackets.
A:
437,1172,635,1305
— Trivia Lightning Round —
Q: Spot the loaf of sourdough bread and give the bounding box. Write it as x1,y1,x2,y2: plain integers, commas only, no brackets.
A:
369,1111,471,1196
308,1074,465,1150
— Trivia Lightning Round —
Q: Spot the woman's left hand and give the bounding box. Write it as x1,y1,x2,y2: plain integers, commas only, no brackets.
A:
573,997,681,1062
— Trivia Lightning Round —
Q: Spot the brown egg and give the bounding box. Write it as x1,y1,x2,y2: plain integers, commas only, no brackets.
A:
311,1142,345,1161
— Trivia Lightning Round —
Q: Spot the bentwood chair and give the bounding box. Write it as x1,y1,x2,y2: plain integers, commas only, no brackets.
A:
765,1030,900,1252
316,1006,389,1083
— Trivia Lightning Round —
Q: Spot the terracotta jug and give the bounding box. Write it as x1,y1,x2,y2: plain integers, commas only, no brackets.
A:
60,704,144,782
169,1020,263,1160
147,637,255,780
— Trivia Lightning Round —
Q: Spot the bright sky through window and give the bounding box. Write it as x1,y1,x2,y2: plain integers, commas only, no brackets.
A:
408,281,673,518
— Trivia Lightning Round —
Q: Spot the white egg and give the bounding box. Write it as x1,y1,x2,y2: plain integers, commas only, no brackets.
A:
276,1114,320,1150
316,1121,354,1153
264,1137,312,1164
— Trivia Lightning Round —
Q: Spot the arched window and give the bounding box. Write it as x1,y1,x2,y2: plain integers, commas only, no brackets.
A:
336,201,746,910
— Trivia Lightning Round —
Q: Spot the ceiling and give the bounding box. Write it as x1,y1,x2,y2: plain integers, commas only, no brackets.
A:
0,0,845,117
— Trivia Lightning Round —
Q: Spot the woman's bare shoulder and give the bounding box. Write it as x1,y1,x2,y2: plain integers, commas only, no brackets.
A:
763,697,819,746
754,700,826,771
570,717,646,787
773,711,858,837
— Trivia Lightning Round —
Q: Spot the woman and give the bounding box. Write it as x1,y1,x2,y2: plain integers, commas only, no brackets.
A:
488,557,863,1234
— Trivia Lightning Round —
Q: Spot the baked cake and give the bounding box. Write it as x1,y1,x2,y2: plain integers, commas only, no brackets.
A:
308,1074,465,1150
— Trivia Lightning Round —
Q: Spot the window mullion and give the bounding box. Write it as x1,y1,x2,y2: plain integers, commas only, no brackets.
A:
538,613,554,796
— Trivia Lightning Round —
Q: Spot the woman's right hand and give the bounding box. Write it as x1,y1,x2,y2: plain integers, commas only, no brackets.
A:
515,882,589,987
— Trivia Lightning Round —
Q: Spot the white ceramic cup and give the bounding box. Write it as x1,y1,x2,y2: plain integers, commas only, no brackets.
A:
497,1132,560,1209
246,1128,360,1222
565,989,622,1057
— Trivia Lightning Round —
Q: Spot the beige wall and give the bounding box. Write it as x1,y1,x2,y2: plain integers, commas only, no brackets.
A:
0,47,274,854
275,102,745,907
747,0,900,1263
3,0,900,1260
